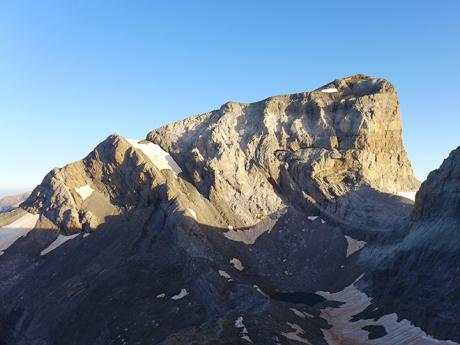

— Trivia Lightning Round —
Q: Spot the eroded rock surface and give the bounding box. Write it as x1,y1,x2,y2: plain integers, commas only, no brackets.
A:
362,145,460,342
0,75,456,345
148,74,419,229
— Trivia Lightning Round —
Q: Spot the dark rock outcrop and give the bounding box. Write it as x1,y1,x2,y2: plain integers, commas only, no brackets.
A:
362,145,460,342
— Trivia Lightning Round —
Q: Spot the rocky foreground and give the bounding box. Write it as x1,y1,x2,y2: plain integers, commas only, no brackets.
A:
0,74,458,345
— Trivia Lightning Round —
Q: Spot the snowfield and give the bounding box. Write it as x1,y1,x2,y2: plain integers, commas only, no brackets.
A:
230,258,244,271
344,235,366,257
128,139,182,174
317,276,458,345
75,185,94,201
170,288,189,300
224,209,287,245
321,87,338,93
0,212,39,255
40,233,80,256
397,191,416,201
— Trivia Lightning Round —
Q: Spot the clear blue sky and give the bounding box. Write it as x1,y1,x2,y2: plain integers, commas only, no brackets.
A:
0,0,458,196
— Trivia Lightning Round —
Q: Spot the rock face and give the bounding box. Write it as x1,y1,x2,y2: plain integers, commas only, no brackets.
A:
1,74,456,345
413,146,460,221
363,145,460,342
148,74,419,228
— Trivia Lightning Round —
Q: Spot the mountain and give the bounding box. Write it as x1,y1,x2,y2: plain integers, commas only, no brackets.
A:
0,74,457,345
0,192,30,213
362,145,460,341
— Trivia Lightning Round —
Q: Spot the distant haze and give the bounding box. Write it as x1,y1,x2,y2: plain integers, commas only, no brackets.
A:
0,189,31,199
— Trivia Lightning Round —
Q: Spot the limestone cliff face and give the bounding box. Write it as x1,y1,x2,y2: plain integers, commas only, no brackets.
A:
24,74,419,232
23,135,225,236
148,74,419,226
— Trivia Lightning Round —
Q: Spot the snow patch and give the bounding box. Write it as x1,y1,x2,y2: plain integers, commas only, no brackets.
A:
290,308,314,319
235,317,252,342
0,212,39,255
128,139,182,174
224,209,287,245
253,285,269,298
75,185,93,201
307,216,318,221
317,275,458,345
397,191,416,201
344,235,366,257
170,288,189,300
241,335,252,343
281,322,311,344
321,87,338,93
230,258,244,271
40,233,80,256
186,208,197,220
218,270,232,281
156,293,166,299
235,316,245,329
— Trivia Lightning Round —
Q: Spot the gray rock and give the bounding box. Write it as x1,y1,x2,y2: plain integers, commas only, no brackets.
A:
3,75,456,345
147,74,419,228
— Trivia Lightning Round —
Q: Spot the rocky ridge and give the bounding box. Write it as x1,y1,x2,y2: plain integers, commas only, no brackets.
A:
361,145,460,341
148,74,419,230
0,74,456,345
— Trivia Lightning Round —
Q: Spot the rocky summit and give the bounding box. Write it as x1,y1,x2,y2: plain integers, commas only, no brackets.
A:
0,74,458,345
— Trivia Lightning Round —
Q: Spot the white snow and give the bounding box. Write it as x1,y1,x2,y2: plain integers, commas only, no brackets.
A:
224,209,287,245
40,233,80,256
290,308,314,319
170,288,189,300
281,322,312,344
0,212,39,255
186,208,197,220
321,87,338,93
230,258,244,271
397,191,416,201
128,139,182,174
344,235,366,257
75,185,94,201
308,216,318,221
156,293,166,299
317,275,459,345
241,335,252,343
218,270,232,281
224,226,267,245
253,285,269,298
235,316,245,329
235,317,252,342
